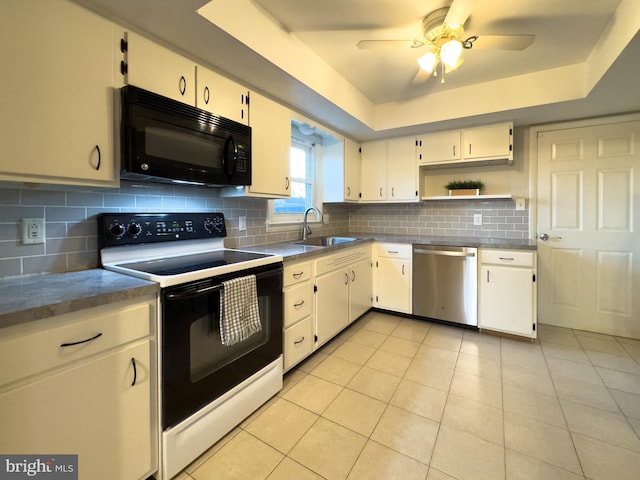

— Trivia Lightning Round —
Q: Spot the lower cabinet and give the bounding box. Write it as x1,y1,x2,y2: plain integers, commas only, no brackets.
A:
373,243,412,314
0,296,157,480
283,245,372,368
479,249,537,338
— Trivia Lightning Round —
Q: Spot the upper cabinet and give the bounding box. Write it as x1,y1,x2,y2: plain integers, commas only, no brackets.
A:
361,137,418,202
0,1,117,187
418,122,513,167
122,31,195,104
195,66,249,125
323,137,360,203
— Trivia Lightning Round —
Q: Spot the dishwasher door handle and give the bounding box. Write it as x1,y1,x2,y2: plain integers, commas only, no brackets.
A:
414,249,476,257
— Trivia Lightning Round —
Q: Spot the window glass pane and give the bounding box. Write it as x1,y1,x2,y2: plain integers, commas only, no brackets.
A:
290,146,307,179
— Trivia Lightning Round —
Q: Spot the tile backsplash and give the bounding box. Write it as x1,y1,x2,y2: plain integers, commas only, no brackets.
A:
0,183,527,278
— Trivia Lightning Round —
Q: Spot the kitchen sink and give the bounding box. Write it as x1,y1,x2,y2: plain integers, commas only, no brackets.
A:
294,236,360,246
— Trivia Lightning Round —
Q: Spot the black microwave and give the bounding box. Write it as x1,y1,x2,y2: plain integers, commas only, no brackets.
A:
120,86,251,187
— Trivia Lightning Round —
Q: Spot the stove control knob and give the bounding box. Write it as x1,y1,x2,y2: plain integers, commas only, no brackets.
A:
127,222,142,237
203,219,214,233
109,222,125,239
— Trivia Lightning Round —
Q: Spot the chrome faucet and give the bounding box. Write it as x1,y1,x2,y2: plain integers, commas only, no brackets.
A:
302,206,322,240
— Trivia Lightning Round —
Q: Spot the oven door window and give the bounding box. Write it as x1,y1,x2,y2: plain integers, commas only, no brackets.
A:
189,293,269,382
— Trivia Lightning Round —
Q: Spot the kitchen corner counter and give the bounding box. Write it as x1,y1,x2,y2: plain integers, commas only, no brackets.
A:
0,269,158,330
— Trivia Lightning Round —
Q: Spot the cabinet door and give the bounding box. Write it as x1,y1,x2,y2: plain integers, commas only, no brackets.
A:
125,31,195,104
462,123,513,160
350,259,372,322
418,131,461,164
479,265,534,336
375,258,411,313
386,137,418,201
196,66,248,124
284,317,313,371
360,140,387,201
315,269,349,346
248,92,291,197
344,137,361,201
0,1,116,186
0,341,155,480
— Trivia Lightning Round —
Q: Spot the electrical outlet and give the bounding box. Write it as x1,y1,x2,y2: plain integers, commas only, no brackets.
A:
473,213,483,226
238,215,247,231
22,218,45,245
515,198,526,211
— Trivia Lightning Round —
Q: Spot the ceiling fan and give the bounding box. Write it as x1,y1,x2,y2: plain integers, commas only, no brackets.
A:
356,0,535,83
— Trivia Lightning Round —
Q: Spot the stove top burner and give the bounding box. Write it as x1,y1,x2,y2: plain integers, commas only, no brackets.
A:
119,249,274,276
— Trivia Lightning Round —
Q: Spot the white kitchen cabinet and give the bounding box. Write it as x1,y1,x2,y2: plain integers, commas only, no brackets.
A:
0,296,157,480
418,122,513,167
222,91,291,198
0,0,117,187
349,258,373,322
417,130,461,165
374,243,412,314
322,137,361,202
123,31,195,104
314,245,372,347
195,66,249,124
315,267,351,346
479,249,537,338
360,140,388,201
360,137,418,202
283,260,314,371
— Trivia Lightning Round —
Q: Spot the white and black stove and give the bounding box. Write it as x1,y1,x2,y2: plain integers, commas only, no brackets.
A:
98,212,284,480
99,212,282,286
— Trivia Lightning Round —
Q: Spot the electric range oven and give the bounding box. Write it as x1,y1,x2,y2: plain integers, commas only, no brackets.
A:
99,212,283,480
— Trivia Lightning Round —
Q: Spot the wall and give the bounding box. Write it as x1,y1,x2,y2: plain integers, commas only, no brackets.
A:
0,181,526,278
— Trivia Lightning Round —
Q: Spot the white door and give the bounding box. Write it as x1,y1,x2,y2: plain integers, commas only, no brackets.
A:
536,120,640,338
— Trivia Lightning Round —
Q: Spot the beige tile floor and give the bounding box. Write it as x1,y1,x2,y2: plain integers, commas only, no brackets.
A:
174,311,640,480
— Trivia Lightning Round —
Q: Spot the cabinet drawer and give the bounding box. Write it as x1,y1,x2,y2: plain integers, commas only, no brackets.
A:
374,242,411,259
480,249,535,267
284,282,313,328
283,261,312,287
0,301,153,387
315,245,371,276
283,317,313,371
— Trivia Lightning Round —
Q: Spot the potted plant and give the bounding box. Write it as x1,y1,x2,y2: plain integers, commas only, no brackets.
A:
444,179,485,196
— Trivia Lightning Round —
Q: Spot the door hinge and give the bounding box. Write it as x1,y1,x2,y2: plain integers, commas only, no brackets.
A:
533,323,536,331
314,284,318,293
375,295,379,302
314,334,318,342
533,274,536,282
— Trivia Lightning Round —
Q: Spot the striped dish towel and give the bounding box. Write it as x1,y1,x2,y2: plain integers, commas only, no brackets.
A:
219,274,261,346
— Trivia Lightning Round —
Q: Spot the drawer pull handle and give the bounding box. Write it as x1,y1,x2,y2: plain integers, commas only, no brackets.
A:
131,357,137,386
292,272,304,279
60,332,103,348
388,250,399,254
294,336,305,345
499,257,515,261
294,300,305,307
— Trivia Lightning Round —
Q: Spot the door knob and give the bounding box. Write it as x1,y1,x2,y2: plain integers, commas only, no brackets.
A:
537,233,562,241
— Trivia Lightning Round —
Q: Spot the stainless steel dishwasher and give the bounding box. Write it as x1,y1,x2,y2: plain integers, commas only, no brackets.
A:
412,245,478,326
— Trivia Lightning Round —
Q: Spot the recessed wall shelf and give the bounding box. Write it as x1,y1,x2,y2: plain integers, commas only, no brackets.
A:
420,194,513,201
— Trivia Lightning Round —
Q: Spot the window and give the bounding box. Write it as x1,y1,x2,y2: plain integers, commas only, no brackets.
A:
268,136,320,224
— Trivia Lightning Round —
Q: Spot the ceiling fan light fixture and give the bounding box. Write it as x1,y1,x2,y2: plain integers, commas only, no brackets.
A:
440,38,463,67
417,51,438,74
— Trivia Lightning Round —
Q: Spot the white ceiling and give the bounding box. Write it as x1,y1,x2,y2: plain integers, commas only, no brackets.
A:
75,0,640,141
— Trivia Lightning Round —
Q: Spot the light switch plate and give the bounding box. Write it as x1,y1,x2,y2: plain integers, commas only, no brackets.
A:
473,213,483,226
22,218,45,244
515,198,526,211
238,215,247,231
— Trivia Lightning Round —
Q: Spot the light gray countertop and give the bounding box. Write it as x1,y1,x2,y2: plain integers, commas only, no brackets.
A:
0,233,534,328
247,233,536,262
0,269,158,330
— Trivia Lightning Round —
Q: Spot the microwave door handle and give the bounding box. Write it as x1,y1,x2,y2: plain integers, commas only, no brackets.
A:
223,135,237,178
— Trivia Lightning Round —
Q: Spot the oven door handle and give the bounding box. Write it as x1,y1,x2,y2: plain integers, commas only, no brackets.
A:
164,268,281,300
166,283,223,299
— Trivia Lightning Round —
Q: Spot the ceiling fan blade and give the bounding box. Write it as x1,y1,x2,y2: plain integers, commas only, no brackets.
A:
469,34,535,50
444,0,477,28
357,39,423,49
